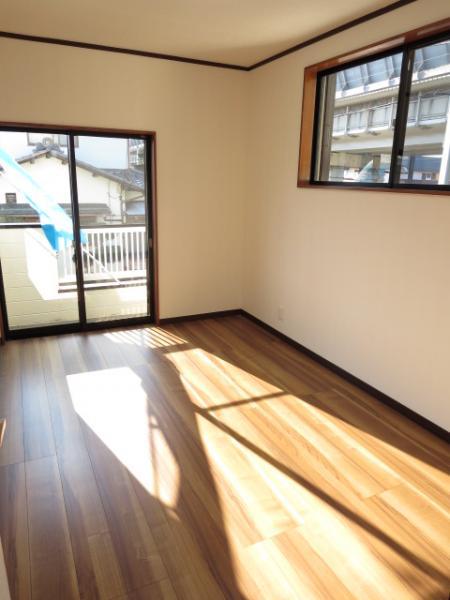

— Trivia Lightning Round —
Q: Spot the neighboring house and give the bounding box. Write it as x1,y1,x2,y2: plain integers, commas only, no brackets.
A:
0,131,140,169
0,146,145,225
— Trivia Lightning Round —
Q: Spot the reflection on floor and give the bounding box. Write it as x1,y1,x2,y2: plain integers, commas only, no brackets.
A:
0,315,449,599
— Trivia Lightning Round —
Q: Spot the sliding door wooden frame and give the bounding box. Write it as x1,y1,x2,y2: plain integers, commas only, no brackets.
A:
0,122,159,339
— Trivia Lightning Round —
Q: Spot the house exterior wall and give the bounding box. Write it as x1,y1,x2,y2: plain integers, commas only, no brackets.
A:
0,154,124,220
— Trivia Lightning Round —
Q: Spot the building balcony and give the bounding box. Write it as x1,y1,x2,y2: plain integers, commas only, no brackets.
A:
332,93,450,138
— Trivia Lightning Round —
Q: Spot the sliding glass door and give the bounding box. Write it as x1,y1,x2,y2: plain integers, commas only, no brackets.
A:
75,135,150,324
0,127,154,336
0,130,80,330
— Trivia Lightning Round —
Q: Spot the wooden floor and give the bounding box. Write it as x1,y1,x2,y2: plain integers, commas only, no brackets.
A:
0,316,449,600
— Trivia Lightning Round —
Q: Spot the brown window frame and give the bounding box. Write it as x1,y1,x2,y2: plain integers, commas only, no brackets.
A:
298,17,450,194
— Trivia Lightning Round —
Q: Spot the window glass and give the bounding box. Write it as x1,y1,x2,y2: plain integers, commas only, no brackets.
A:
0,130,72,225
26,133,78,147
313,52,403,184
399,39,450,186
0,130,79,329
75,135,148,323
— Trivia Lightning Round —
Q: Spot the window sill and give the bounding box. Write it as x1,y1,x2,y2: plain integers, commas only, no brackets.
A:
297,181,450,195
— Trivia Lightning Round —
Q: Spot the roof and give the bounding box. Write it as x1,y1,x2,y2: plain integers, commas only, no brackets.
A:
102,168,145,190
0,202,111,218
0,148,145,193
336,40,450,95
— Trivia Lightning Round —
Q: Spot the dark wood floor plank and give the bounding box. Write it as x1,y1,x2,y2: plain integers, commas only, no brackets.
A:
0,462,30,600
86,531,126,600
58,445,126,600
0,374,24,466
26,456,79,600
102,328,153,368
57,334,88,376
20,339,55,461
74,333,108,373
40,336,129,600
115,578,178,600
85,330,126,370
37,337,66,379
46,377,86,457
0,340,21,379
82,422,168,593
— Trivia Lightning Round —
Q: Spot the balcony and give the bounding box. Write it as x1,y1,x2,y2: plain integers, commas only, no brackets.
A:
0,225,148,329
332,92,450,137
58,226,147,291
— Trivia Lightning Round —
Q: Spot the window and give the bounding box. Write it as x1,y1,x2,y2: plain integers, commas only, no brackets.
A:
400,40,450,186
26,132,79,147
5,193,16,204
313,52,403,184
298,19,450,192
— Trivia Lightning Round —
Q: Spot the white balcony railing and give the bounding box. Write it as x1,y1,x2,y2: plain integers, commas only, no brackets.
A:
333,92,450,136
58,226,147,289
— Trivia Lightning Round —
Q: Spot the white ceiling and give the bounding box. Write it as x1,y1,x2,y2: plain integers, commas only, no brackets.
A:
2,0,403,67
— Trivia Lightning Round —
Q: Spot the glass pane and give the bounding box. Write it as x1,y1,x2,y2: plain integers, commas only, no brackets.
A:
314,52,403,183
0,130,79,329
399,38,450,186
74,135,149,323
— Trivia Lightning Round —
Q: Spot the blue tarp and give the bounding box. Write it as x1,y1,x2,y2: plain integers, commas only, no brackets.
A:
0,147,87,251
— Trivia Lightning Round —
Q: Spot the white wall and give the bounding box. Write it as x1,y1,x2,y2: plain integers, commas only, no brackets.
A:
244,0,450,428
0,38,247,318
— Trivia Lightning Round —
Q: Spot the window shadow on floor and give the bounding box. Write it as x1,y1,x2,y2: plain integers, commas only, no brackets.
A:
73,317,450,598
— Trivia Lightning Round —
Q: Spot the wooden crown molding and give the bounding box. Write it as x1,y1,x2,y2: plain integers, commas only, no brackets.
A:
0,30,248,72
0,0,419,72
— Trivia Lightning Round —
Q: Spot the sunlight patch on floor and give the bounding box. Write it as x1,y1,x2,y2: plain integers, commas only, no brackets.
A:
67,366,179,508
104,326,187,349
165,346,282,410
